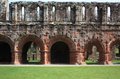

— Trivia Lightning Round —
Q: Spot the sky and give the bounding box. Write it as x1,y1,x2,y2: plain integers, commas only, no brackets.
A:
9,0,120,2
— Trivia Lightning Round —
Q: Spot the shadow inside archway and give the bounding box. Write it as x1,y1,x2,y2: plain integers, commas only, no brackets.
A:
51,41,70,64
0,42,11,64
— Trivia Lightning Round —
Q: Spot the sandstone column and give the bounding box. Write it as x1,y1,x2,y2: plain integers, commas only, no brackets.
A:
104,43,112,64
14,43,21,64
44,44,50,64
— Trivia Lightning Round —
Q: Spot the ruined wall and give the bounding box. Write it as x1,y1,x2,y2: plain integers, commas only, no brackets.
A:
7,1,120,44
0,0,8,21
0,1,120,64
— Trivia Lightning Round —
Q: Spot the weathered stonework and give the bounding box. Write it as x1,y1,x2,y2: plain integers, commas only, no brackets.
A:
0,0,120,64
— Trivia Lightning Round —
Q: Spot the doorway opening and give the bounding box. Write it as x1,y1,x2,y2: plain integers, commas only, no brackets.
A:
22,41,41,64
51,41,70,64
0,42,11,64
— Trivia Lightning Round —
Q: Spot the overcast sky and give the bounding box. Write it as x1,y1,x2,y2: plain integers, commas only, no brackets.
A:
9,0,120,2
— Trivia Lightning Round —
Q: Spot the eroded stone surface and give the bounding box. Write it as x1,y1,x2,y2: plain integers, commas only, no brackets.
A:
0,0,120,64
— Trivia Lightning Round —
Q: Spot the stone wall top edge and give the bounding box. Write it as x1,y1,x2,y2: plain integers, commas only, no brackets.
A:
10,1,120,5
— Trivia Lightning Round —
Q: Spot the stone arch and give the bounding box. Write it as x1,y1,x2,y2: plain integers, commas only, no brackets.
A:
109,39,120,52
18,34,44,64
49,35,76,64
109,39,120,64
85,39,105,64
0,34,14,64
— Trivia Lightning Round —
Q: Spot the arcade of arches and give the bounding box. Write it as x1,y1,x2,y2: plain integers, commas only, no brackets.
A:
0,1,120,65
0,35,120,65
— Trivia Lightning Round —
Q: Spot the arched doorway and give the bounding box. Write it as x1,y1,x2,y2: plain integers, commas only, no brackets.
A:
0,42,12,64
86,45,99,64
22,41,41,64
85,39,105,64
49,35,76,64
51,41,70,64
109,39,120,64
18,35,44,64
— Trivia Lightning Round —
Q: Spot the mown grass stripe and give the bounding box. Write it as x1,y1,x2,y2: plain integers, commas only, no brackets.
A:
0,66,119,79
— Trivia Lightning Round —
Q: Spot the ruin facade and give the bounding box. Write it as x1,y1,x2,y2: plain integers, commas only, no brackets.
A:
0,0,120,64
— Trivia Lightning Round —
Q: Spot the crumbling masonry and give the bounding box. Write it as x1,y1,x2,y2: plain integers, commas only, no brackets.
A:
0,0,120,64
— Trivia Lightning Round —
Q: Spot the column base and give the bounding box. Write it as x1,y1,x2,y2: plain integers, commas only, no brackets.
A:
14,61,21,65
13,51,21,65
104,61,113,65
76,53,86,65
104,53,113,65
78,62,86,65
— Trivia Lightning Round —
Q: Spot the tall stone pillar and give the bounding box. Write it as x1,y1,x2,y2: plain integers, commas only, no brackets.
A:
0,0,8,21
104,53,112,64
104,52,112,64
75,43,86,65
15,4,17,22
75,6,82,24
48,5,52,22
44,44,50,64
44,51,50,64
104,43,112,64
102,5,107,23
44,5,48,24
14,44,21,64
77,51,86,65
17,5,22,21
14,50,21,64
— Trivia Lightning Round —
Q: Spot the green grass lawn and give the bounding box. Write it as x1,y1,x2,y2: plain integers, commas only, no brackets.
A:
112,60,120,64
0,66,120,79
